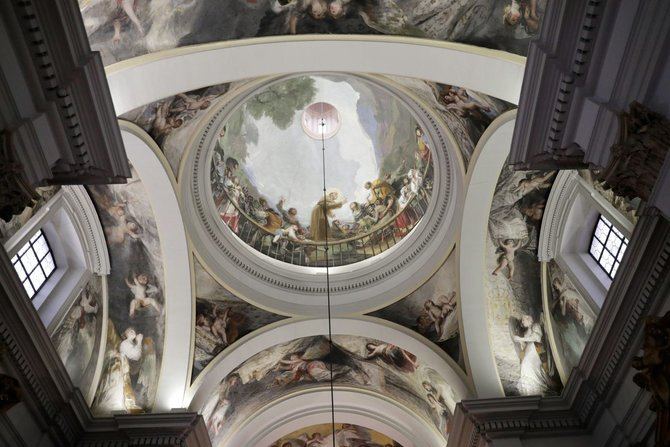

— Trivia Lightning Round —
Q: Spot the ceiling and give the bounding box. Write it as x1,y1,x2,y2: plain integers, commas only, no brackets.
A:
79,0,545,65
45,3,580,446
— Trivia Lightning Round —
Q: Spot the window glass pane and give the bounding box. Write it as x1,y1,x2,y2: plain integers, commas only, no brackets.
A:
29,268,46,290
18,243,30,256
22,280,34,297
21,249,38,273
14,264,27,281
611,226,623,238
612,261,620,277
33,236,49,259
11,255,17,263
600,250,615,273
600,215,612,226
594,220,610,243
590,239,603,259
41,255,55,276
30,231,42,243
605,232,622,254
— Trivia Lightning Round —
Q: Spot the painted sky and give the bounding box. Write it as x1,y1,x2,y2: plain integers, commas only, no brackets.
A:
240,75,412,222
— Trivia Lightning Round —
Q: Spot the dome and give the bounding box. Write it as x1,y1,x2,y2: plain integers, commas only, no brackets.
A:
208,74,434,268
181,73,463,316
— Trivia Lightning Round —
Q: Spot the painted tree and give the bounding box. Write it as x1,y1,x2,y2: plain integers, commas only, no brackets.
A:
246,77,316,130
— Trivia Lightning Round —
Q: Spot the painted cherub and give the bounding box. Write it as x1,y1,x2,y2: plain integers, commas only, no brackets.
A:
492,239,523,279
423,292,457,340
210,306,231,345
126,273,161,318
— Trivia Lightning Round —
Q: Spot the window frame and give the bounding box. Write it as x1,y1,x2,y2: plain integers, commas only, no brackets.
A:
588,214,629,280
10,229,57,299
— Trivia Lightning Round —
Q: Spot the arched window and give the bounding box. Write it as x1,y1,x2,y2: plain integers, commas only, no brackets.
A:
538,170,636,309
3,186,109,326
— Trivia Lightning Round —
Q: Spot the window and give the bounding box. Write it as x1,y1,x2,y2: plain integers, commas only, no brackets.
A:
589,215,629,279
11,229,57,299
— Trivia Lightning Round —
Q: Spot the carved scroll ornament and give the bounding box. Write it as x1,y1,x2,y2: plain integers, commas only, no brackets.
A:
0,132,39,223
632,311,670,447
599,102,670,203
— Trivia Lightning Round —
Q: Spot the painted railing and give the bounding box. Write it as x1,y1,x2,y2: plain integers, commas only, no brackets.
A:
218,186,431,267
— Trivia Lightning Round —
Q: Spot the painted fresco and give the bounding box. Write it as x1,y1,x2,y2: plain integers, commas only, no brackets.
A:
51,275,104,395
270,423,403,447
202,335,454,445
546,260,597,376
389,76,513,168
192,259,285,380
369,252,462,369
210,74,434,267
78,0,547,65
578,170,642,225
0,186,60,243
121,82,235,175
88,166,165,414
484,164,562,396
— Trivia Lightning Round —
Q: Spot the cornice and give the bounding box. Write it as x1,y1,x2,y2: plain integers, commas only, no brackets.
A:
450,211,670,445
1,0,130,185
509,0,670,170
537,170,579,262
61,186,110,275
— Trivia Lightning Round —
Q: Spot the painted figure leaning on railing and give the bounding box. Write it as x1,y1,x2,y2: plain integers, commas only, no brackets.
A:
211,152,433,268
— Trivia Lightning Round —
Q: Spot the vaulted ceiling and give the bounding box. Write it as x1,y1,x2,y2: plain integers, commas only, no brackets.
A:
38,2,620,446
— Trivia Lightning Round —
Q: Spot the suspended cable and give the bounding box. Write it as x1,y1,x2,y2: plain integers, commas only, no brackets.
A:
319,116,336,447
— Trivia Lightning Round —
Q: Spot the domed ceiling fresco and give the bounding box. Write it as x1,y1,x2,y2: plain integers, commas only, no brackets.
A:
209,74,434,267
78,0,547,65
6,4,634,445
270,423,403,447
36,31,618,441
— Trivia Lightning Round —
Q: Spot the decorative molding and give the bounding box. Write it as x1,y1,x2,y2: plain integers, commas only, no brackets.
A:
227,388,439,447
632,311,670,447
509,0,670,171
598,102,670,203
61,186,110,275
537,170,579,262
0,0,130,186
0,132,39,223
181,73,464,316
449,210,670,446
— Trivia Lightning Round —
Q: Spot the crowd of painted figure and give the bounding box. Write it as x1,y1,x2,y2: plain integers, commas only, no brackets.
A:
94,0,542,50
203,336,453,441
212,127,433,254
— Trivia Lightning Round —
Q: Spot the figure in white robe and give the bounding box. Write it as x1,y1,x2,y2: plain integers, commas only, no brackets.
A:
513,315,552,395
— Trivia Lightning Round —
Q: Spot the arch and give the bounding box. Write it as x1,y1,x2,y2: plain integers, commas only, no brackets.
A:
187,316,471,411
458,111,518,398
228,389,441,447
119,123,193,411
106,36,524,116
